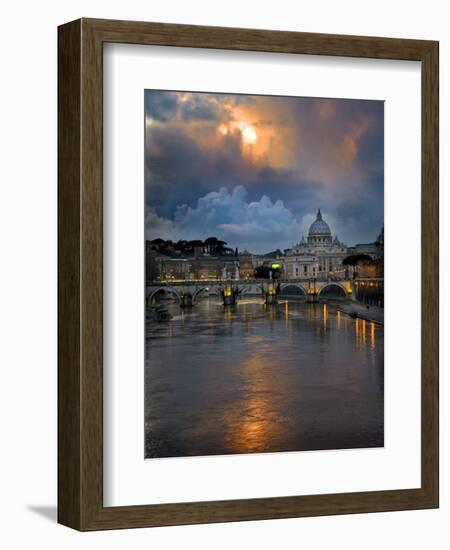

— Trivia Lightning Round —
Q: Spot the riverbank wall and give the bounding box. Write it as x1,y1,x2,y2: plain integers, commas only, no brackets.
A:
338,302,384,325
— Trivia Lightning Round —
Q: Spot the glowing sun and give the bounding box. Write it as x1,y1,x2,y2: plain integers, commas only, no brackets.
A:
241,124,257,144
217,121,258,145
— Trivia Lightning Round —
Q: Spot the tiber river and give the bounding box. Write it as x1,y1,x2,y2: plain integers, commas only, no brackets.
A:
145,297,384,458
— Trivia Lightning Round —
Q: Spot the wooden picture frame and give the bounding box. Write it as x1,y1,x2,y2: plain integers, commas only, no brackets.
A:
58,18,439,530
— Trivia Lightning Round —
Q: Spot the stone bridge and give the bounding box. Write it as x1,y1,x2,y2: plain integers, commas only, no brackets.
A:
146,279,354,305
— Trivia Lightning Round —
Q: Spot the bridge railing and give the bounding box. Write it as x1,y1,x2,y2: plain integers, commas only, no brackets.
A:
147,276,354,287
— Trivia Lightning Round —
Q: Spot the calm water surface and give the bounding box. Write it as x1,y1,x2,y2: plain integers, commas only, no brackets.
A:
145,299,384,458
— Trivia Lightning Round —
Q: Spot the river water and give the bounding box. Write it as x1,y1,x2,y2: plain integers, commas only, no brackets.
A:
145,298,384,458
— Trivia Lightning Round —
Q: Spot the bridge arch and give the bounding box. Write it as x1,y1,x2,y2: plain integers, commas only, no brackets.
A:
318,283,348,298
192,286,221,303
279,283,307,297
147,287,182,304
240,285,262,295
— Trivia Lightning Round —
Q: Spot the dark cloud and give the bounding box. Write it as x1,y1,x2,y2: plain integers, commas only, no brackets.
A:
145,91,179,122
145,186,301,253
180,95,222,121
144,90,384,251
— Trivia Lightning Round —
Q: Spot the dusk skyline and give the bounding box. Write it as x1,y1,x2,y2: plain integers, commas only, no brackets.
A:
145,90,384,253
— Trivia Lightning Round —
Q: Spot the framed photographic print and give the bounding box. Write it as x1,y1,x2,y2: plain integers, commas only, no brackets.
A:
58,18,439,530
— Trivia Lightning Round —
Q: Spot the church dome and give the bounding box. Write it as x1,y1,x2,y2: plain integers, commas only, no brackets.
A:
308,209,331,236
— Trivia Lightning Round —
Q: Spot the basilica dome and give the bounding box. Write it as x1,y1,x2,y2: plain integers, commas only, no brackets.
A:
308,209,331,237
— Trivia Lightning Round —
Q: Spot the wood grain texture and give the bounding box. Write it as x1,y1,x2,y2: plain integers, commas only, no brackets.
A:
57,19,82,530
420,41,439,505
58,18,439,531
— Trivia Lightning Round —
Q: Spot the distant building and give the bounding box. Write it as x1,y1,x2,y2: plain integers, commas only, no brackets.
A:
154,256,191,281
238,250,258,279
146,215,384,283
284,209,348,280
154,255,239,282
347,226,384,260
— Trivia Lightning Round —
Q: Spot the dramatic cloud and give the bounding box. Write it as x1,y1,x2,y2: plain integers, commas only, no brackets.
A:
145,91,178,122
146,186,304,253
144,90,384,250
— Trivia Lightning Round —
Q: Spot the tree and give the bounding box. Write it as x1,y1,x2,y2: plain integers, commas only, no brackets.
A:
188,240,204,255
342,254,372,266
215,240,227,255
175,240,188,253
255,265,282,279
204,236,219,254
272,266,282,279
145,248,160,282
255,265,271,279
189,239,204,248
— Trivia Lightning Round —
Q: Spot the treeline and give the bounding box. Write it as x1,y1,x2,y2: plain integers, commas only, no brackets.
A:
148,236,238,257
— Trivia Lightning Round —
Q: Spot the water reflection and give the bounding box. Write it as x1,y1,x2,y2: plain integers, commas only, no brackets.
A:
226,352,276,453
145,298,384,458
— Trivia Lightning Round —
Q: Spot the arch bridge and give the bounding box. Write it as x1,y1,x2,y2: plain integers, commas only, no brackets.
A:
146,279,354,305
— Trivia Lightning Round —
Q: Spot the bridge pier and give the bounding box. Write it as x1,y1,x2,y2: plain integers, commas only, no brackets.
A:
350,281,357,301
180,292,193,308
306,280,319,303
265,294,278,305
306,292,319,303
221,285,239,306
264,283,278,305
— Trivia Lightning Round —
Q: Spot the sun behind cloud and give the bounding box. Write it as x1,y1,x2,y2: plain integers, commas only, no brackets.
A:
242,126,258,143
240,123,257,144
217,120,258,145
145,90,384,248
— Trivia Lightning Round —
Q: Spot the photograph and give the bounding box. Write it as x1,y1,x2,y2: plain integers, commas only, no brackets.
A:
144,90,385,459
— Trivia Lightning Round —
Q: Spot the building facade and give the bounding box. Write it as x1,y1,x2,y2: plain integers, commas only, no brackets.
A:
347,226,384,260
284,209,349,280
154,255,240,282
146,211,383,283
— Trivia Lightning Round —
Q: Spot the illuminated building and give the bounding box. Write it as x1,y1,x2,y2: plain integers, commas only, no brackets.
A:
155,255,239,282
284,209,348,280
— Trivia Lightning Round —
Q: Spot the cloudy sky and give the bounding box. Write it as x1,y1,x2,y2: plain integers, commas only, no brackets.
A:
145,90,384,253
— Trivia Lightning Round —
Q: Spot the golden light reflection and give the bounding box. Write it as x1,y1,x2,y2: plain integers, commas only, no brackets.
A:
224,353,285,454
349,315,377,351
323,303,327,332
337,310,341,331
267,305,275,323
